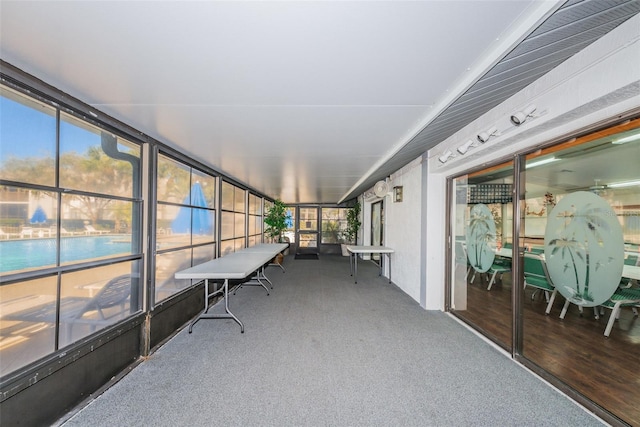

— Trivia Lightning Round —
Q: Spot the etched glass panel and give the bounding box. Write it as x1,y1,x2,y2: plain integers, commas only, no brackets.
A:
465,204,497,273
545,191,624,306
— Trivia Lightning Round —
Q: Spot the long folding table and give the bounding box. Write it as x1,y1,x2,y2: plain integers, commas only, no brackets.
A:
175,244,288,333
346,245,394,284
244,243,289,273
241,243,289,285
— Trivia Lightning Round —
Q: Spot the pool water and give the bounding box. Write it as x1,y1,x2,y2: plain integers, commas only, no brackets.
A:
0,236,132,273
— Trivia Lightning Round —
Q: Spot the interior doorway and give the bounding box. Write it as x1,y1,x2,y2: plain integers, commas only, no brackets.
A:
295,206,319,257
370,200,384,264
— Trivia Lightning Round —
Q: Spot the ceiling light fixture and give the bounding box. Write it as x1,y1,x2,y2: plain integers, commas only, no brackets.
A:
607,179,640,188
438,150,455,164
477,127,500,143
526,157,558,169
457,139,479,154
510,105,537,126
612,133,640,144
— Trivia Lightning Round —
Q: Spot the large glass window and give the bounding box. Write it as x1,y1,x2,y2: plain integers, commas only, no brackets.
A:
155,154,216,302
0,85,143,377
321,208,348,244
220,181,245,255
0,86,56,186
247,193,263,247
263,200,273,242
283,206,295,244
60,113,137,199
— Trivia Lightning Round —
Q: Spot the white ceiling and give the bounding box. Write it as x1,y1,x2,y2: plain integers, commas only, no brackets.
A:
1,0,628,204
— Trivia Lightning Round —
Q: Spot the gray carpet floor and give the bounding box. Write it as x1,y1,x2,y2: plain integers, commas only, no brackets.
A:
62,254,604,426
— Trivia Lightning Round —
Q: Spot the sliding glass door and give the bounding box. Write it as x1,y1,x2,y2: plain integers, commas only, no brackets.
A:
449,163,514,349
448,119,640,424
520,122,640,424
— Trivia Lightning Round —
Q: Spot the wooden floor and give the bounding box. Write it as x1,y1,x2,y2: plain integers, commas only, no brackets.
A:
453,273,640,426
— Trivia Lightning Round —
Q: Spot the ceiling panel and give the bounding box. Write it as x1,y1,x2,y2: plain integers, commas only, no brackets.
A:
1,1,638,204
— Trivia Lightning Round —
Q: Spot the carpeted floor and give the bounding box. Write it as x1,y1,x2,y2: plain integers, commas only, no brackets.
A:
61,254,604,426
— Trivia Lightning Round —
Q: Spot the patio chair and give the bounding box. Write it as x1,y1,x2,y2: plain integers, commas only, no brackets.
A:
0,228,20,239
486,255,511,291
470,252,511,290
619,254,638,289
560,253,640,330
20,227,33,238
523,253,557,314
84,224,109,235
3,274,132,341
598,286,640,337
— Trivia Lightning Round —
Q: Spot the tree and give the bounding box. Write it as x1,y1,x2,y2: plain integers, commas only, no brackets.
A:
157,157,191,203
0,143,138,229
0,155,55,186
60,148,134,226
264,199,288,242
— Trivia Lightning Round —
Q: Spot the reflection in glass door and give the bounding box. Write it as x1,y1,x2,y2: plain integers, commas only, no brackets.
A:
450,163,514,350
296,207,319,255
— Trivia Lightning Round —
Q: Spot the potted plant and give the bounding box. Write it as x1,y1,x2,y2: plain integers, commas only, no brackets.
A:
341,201,361,256
264,199,289,264
264,199,288,243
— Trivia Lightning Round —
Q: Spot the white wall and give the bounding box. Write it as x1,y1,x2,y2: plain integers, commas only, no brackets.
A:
381,14,640,310
385,158,423,302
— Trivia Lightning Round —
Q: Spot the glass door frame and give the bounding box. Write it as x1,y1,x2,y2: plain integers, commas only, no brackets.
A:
295,205,320,256
446,158,516,351
370,200,384,264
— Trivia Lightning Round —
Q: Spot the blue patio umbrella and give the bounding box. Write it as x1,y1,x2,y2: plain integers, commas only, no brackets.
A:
171,182,212,234
285,211,293,228
30,205,48,224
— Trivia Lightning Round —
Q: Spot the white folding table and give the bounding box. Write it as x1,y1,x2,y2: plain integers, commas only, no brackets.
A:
175,247,285,333
241,243,289,281
346,245,394,284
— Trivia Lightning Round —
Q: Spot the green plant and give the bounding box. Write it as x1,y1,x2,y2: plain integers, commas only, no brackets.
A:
264,199,288,242
344,201,361,244
323,219,342,244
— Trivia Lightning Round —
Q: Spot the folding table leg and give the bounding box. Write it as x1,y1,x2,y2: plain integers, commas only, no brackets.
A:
189,279,244,333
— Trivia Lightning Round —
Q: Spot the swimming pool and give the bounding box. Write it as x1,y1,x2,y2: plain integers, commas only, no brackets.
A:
0,235,132,274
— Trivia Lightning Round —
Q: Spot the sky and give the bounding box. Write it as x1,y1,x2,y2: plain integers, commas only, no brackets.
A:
0,95,101,163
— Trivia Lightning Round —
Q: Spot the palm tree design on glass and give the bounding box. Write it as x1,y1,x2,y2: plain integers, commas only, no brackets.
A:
545,191,624,307
466,204,496,273
546,236,585,298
